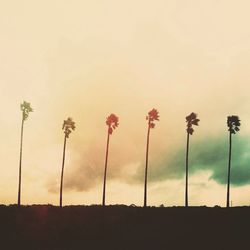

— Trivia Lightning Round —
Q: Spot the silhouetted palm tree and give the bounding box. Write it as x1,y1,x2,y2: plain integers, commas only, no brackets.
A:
60,117,76,207
226,115,240,208
185,112,199,207
18,101,33,206
102,114,119,206
144,108,159,207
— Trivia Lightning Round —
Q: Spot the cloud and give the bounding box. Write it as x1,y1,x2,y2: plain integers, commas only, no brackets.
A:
47,131,250,194
146,134,250,187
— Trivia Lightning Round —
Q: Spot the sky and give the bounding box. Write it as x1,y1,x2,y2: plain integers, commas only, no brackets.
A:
1,0,250,207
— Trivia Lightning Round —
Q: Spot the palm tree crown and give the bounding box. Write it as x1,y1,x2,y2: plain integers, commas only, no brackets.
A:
146,108,159,128
227,116,240,134
186,112,200,135
21,101,33,121
106,114,119,134
62,118,76,138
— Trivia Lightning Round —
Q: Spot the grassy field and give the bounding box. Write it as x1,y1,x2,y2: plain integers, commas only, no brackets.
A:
0,205,248,249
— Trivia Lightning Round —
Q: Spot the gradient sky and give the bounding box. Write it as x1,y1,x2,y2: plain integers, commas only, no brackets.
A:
1,0,250,206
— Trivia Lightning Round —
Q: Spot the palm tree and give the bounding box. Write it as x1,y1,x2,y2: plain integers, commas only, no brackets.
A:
144,108,159,207
102,113,119,206
226,115,240,208
18,101,33,206
185,112,199,207
59,117,76,207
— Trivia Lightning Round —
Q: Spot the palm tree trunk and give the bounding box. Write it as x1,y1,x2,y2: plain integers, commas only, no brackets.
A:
59,134,67,207
102,130,110,206
226,132,232,208
144,124,150,207
185,132,190,207
17,118,24,206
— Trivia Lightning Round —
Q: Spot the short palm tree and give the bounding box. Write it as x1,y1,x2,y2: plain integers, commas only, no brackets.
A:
17,101,33,206
144,108,159,207
59,117,76,207
102,114,119,206
226,115,240,208
185,112,199,207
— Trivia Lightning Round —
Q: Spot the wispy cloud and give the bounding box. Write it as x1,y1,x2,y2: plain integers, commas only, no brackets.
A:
47,133,250,194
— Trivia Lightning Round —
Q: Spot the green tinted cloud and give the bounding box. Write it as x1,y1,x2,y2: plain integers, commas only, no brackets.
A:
149,135,250,186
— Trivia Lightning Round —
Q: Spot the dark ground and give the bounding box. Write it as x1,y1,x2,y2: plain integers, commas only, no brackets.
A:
0,205,249,250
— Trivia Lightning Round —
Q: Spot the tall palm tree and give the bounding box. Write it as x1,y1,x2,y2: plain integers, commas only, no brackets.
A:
144,108,159,207
226,115,240,208
102,113,119,206
185,112,199,207
59,117,76,207
18,101,33,206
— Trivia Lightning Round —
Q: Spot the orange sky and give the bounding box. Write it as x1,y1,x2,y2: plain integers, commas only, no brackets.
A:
1,0,250,206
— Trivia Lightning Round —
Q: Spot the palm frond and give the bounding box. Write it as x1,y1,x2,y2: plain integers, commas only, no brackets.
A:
21,101,33,121
147,108,159,129
186,112,199,135
63,117,76,138
106,114,119,134
227,115,240,134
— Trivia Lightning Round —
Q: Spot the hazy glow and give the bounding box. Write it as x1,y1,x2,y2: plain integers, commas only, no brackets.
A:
1,0,250,206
